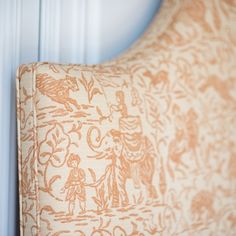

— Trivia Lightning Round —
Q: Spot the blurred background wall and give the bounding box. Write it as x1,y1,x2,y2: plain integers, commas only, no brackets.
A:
0,0,161,234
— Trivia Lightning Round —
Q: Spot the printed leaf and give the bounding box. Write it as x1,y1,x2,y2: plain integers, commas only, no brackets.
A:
92,197,102,208
46,141,53,147
88,168,96,182
39,124,70,167
41,152,51,157
90,88,102,101
48,175,61,190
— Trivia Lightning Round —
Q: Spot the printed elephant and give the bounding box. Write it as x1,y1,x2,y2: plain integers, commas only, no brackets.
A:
87,126,157,207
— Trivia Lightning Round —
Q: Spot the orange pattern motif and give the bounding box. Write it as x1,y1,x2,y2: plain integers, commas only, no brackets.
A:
17,0,236,235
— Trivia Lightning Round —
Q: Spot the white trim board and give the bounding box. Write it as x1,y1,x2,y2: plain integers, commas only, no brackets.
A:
0,0,40,235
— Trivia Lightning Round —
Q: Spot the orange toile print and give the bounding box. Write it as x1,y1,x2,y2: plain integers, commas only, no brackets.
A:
36,73,80,112
61,154,86,215
17,0,236,235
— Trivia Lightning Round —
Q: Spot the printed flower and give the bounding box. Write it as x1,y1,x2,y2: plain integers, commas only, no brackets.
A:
38,123,70,167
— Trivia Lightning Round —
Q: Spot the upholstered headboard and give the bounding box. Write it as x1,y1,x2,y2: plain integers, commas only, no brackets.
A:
17,0,236,235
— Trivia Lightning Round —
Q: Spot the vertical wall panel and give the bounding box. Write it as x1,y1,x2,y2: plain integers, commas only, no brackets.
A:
19,0,41,64
59,0,87,63
39,0,88,64
0,1,20,235
0,0,40,235
86,0,101,64
38,0,161,64
39,0,61,62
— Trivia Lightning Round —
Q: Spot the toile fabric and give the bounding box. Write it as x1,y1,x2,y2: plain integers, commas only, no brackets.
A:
16,0,236,235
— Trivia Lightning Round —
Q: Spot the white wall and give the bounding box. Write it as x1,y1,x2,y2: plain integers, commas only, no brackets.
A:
0,0,161,234
40,0,161,64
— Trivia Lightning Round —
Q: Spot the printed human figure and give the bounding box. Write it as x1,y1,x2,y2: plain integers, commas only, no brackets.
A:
110,90,128,118
61,154,86,215
111,91,144,190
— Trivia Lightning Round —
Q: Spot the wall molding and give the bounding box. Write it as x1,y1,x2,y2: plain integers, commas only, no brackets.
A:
39,0,103,64
0,0,21,235
0,1,40,235
19,0,40,63
40,0,61,62
85,0,101,64
58,0,87,63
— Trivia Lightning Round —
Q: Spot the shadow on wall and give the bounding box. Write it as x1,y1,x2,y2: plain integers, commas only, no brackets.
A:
86,0,163,63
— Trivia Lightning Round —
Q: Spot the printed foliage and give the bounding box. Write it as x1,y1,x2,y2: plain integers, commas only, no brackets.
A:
79,73,102,103
39,123,70,167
